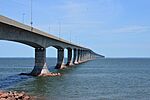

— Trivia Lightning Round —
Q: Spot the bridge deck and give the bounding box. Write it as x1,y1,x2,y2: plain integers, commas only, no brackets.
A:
0,15,88,49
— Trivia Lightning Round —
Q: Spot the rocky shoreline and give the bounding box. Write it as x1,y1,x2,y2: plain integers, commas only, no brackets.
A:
0,91,34,100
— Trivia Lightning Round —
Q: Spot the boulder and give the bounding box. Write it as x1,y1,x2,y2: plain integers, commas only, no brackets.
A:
0,91,34,100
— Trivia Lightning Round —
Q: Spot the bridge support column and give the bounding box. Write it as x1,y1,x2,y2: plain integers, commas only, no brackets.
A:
66,48,73,66
31,48,49,76
90,52,92,60
85,51,88,61
77,49,80,63
73,49,78,64
86,51,90,61
87,51,91,60
80,50,83,62
83,51,87,61
55,48,64,69
81,50,84,63
83,50,86,61
77,49,82,63
83,50,87,62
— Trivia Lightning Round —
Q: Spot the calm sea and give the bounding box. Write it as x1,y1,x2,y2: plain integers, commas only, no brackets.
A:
0,58,150,100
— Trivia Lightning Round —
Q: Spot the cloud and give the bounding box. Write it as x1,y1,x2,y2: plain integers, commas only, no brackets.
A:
99,25,150,34
113,25,150,33
64,1,85,15
61,0,122,23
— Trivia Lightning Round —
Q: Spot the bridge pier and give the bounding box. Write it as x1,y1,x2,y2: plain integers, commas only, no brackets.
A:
77,49,81,63
30,48,49,76
84,51,87,61
90,51,92,59
80,50,83,62
82,50,86,62
55,48,64,69
73,49,78,64
77,50,89,63
85,50,90,61
87,51,91,60
66,48,73,66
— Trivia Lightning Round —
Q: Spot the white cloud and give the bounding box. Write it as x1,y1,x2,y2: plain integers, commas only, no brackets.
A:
64,1,85,15
99,25,150,34
60,0,122,23
113,25,150,33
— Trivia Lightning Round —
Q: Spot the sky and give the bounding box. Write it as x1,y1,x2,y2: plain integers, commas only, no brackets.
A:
0,0,150,58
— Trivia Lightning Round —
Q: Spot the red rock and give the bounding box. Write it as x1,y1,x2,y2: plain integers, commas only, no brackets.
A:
0,98,7,100
0,90,34,100
57,73,61,76
7,96,15,100
0,91,4,96
23,95,30,100
21,91,25,95
38,72,62,77
0,93,8,98
18,93,24,97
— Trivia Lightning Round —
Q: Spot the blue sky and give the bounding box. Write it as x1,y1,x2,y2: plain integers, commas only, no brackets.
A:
0,0,150,57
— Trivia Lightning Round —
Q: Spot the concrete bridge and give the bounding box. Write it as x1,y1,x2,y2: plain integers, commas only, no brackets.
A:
0,15,104,76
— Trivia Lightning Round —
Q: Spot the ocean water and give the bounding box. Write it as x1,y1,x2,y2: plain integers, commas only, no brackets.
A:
0,58,150,100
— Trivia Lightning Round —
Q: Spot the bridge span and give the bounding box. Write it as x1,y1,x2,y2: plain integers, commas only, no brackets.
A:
0,15,104,76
